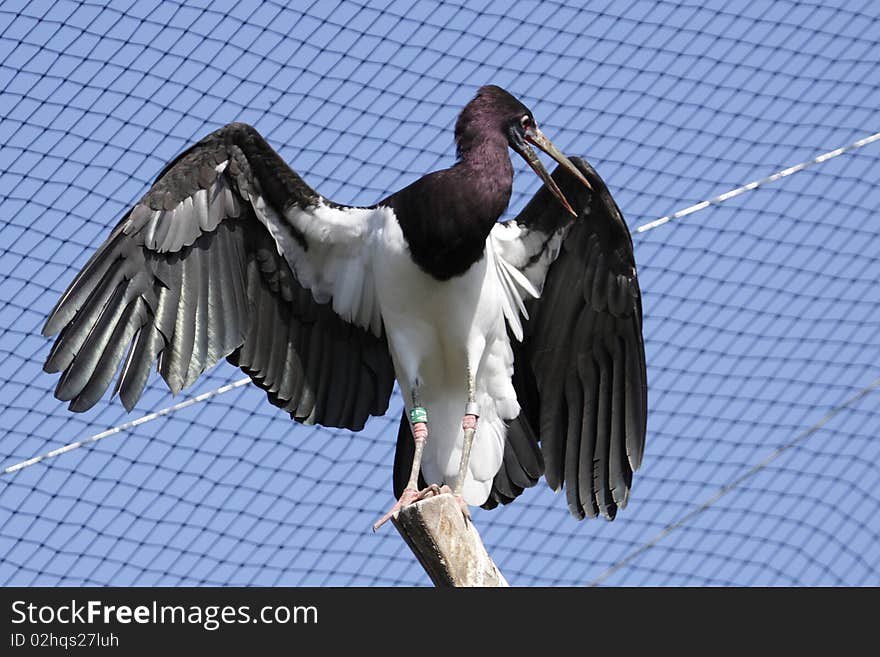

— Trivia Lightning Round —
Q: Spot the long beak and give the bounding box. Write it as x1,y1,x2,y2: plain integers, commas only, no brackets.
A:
513,126,592,218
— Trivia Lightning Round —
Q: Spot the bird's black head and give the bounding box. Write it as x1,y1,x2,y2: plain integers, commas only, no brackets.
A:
455,85,592,217
455,85,533,157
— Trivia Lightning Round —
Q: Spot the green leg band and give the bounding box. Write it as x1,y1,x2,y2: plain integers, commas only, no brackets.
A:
409,406,428,424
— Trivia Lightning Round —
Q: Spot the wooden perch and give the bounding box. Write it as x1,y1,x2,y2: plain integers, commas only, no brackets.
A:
391,492,509,587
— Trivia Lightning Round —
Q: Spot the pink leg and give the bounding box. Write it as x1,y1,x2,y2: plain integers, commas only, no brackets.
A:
452,403,480,520
373,408,447,531
461,414,478,432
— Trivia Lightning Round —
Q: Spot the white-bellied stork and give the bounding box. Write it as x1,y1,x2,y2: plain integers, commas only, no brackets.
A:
43,85,647,528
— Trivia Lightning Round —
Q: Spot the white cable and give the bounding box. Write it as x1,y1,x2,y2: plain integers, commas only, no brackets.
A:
636,131,880,233
2,377,251,475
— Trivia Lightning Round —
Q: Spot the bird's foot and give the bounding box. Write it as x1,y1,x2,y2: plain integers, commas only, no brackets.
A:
372,484,451,531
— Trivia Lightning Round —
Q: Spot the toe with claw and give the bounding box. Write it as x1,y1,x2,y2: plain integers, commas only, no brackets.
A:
372,484,447,531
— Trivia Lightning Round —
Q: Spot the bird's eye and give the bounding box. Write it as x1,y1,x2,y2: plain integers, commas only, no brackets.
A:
520,115,532,130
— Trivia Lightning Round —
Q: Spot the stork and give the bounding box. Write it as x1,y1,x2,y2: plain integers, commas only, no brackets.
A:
42,85,647,528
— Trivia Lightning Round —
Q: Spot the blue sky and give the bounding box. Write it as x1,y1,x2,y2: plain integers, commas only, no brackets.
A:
0,0,878,585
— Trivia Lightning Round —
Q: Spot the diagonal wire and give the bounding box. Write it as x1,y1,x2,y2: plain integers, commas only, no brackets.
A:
587,377,880,586
636,130,880,233
4,129,880,477
2,378,251,475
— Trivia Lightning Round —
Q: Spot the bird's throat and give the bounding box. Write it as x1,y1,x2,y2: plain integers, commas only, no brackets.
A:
390,139,514,281
459,138,514,220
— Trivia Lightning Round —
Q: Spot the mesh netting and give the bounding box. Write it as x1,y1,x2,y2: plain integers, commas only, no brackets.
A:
1,0,878,586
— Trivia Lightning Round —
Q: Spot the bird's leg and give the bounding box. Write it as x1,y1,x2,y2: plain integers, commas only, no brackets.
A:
372,388,448,531
406,392,428,493
452,369,479,520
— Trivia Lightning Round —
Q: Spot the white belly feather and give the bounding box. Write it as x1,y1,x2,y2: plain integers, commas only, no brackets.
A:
373,213,521,505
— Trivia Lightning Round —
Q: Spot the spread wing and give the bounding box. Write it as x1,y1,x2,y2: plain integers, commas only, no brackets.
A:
489,157,648,519
43,122,394,430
